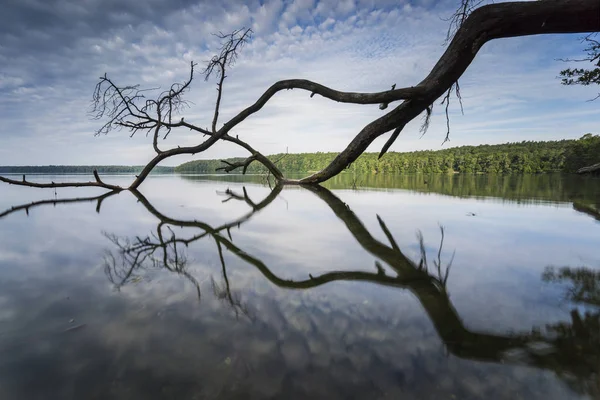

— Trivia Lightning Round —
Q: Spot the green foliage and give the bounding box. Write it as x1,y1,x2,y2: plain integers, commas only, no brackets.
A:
176,139,579,175
543,266,600,307
179,172,600,206
563,134,600,173
560,68,600,86
560,34,600,87
2,136,598,177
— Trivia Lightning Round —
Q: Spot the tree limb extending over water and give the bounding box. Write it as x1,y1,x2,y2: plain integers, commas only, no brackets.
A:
1,0,598,192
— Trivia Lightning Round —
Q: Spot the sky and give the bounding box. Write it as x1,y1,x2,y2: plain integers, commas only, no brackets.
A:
0,0,598,166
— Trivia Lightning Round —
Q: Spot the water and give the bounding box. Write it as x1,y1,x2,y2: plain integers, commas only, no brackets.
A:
0,173,599,399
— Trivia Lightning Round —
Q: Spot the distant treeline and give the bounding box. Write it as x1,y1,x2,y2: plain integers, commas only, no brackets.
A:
179,173,600,205
176,135,600,175
562,134,600,173
0,165,174,174
2,135,598,176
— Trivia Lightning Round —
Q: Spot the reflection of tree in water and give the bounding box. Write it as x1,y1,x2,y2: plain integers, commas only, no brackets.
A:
96,184,600,397
544,267,600,307
2,184,600,397
542,266,600,396
105,225,253,319
180,173,600,209
103,185,283,320
103,227,199,299
573,202,600,222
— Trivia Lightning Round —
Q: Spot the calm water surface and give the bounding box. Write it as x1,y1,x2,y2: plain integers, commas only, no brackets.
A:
0,173,599,399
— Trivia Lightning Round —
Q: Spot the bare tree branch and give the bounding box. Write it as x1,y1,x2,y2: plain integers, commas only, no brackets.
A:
444,0,487,43
298,0,599,183
0,170,123,191
216,155,257,174
577,162,600,174
204,28,253,133
91,62,198,146
3,0,598,193
559,33,600,100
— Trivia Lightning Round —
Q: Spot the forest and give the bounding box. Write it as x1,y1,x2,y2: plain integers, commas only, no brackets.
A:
176,135,600,175
2,135,598,176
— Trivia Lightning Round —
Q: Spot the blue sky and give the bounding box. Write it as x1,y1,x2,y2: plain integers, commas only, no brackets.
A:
0,0,598,166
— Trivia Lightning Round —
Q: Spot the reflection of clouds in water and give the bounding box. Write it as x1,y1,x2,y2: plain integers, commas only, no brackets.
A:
138,178,278,225
0,270,576,399
236,220,373,279
331,189,600,325
0,177,599,398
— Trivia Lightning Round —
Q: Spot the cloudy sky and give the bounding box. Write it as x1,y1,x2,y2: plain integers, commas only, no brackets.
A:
0,0,598,166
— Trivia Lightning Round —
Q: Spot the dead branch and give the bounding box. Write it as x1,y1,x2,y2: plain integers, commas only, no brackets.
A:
3,0,597,193
444,0,487,43
216,155,257,174
577,162,600,174
131,0,594,185
560,33,600,89
91,62,201,151
88,27,282,189
204,28,253,133
0,170,123,191
297,0,600,183
439,82,464,146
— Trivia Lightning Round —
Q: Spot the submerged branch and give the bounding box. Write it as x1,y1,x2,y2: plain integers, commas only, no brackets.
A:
0,170,123,191
577,162,600,174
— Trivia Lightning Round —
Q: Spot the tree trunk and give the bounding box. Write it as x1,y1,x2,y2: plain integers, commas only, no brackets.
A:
577,162,600,174
299,0,600,184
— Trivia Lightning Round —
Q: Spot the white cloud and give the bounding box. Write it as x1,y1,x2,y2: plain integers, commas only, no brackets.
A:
252,0,285,34
0,0,598,166
336,0,356,15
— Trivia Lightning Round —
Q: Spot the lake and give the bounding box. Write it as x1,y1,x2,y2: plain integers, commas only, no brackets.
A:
0,173,599,399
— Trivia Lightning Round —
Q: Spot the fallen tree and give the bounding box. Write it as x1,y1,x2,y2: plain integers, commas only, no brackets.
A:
0,0,599,192
577,162,600,174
